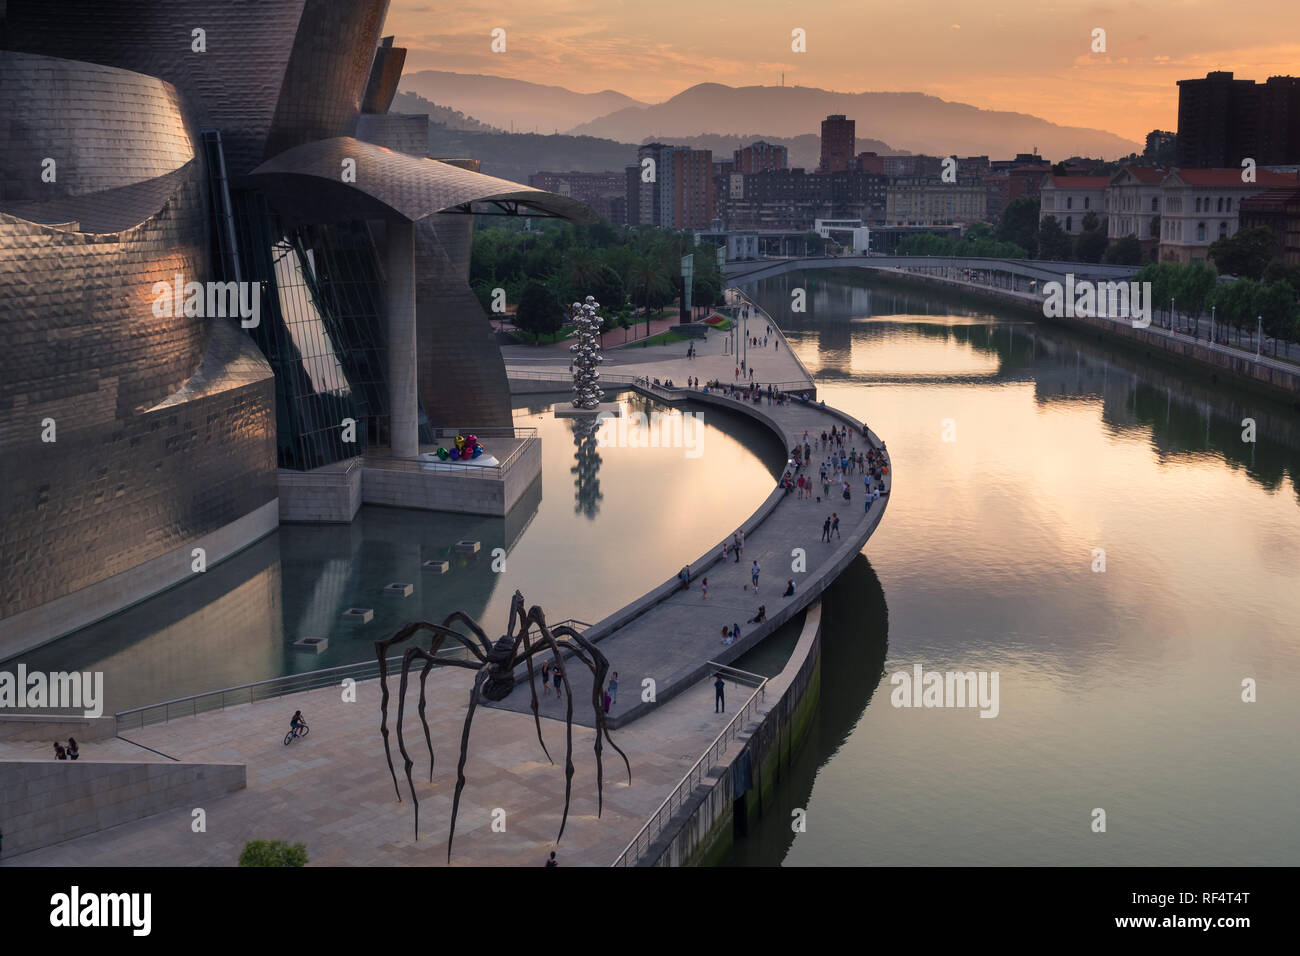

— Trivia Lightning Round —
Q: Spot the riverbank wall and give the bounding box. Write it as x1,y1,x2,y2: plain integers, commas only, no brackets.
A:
861,269,1300,408
642,601,823,866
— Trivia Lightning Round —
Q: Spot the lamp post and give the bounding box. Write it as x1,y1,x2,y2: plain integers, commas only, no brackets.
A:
1210,305,1215,344
1256,315,1263,358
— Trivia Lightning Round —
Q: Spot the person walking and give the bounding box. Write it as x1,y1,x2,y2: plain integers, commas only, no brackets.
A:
751,560,760,592
66,737,79,760
738,528,744,555
607,672,619,708
541,658,551,688
552,661,564,698
822,514,832,542
714,673,726,713
701,576,708,600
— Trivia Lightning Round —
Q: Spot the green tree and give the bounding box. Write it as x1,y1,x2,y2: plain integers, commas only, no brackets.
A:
1256,279,1300,353
1104,235,1143,265
1074,227,1108,263
996,197,1040,257
587,265,626,314
1037,215,1072,260
1174,262,1218,320
239,840,307,867
1262,258,1300,297
514,280,564,344
1208,226,1278,279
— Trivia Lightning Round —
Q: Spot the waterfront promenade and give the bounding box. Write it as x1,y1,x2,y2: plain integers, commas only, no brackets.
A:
2,292,890,866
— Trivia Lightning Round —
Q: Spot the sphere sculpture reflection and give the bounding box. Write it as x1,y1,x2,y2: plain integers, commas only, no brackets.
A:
568,295,604,409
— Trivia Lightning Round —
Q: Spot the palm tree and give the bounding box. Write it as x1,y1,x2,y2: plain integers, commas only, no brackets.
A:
628,259,670,340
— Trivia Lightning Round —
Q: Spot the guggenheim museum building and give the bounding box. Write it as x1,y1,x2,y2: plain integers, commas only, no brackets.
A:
0,0,592,655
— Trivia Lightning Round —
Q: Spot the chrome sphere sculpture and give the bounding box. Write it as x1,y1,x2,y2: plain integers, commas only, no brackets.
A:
568,295,605,409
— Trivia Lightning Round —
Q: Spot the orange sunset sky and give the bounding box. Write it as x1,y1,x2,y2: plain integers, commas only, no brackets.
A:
387,0,1300,143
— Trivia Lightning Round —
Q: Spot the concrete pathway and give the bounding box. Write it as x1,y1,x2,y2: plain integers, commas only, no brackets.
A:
0,666,760,867
500,291,889,727
3,291,887,868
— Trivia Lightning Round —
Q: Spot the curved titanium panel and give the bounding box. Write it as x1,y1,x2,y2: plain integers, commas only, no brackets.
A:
0,171,210,424
261,0,391,161
248,136,598,224
2,0,310,176
361,39,406,115
0,51,194,203
415,217,512,429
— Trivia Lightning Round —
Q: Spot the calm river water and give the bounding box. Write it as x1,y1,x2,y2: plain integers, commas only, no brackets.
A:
727,270,1300,866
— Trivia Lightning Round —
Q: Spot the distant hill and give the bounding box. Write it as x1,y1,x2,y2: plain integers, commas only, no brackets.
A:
423,128,641,183
400,70,649,135
389,90,502,132
571,83,1141,160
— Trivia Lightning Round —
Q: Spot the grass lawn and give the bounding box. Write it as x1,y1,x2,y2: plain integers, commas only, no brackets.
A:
627,329,691,348
507,325,577,345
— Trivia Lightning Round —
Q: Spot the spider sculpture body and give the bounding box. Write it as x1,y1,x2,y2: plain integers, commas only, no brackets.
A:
375,590,630,861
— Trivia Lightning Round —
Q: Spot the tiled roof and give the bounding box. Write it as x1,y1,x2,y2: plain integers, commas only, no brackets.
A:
1166,168,1300,187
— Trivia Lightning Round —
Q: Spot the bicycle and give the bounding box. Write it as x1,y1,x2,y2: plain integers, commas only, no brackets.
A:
283,722,309,745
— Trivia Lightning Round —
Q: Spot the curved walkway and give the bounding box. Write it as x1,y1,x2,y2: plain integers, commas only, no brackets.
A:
2,293,890,868
501,290,891,728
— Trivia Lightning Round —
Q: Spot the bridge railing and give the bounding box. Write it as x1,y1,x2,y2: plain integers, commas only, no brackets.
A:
610,664,768,867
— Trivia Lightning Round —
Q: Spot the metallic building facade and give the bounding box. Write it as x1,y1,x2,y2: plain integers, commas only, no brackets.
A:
0,1,591,650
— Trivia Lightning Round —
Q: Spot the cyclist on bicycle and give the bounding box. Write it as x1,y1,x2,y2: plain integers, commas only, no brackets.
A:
290,710,305,735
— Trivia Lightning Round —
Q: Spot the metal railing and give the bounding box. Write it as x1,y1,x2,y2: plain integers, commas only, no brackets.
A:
508,367,811,396
113,648,476,733
725,287,817,387
113,620,593,733
610,664,768,867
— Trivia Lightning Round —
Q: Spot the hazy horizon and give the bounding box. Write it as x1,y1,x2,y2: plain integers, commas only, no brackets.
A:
387,0,1300,143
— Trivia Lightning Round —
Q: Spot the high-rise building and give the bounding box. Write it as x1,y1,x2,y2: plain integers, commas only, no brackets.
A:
735,141,788,173
1176,71,1300,167
635,143,677,227
1144,130,1177,164
849,152,885,175
673,148,715,228
528,170,627,223
819,115,855,173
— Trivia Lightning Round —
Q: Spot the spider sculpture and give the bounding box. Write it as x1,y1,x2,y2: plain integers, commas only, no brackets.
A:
375,590,631,861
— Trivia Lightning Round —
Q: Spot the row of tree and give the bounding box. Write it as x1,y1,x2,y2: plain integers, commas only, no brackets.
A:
470,220,725,343
1135,261,1300,352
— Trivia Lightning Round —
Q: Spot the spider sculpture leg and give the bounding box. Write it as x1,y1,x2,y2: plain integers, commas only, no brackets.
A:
514,614,553,765
520,610,589,843
550,624,633,812
447,669,489,862
376,622,486,801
